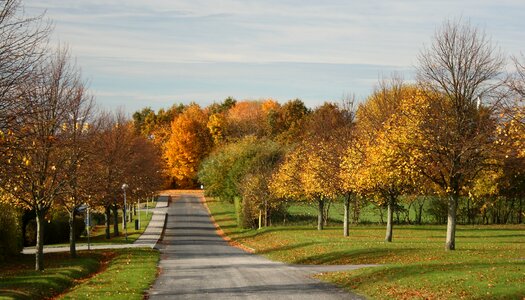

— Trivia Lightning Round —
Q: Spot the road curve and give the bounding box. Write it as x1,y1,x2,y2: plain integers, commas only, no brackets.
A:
147,193,365,300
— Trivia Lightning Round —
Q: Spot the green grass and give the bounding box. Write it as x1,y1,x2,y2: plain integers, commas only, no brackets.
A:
286,200,435,225
37,209,155,249
78,209,154,245
0,248,159,300
206,197,525,300
0,252,102,299
60,248,159,300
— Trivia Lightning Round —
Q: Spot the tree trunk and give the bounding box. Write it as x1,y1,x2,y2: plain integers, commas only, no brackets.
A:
417,202,424,225
112,203,119,237
353,196,360,223
385,198,393,242
35,210,45,271
283,202,288,225
69,210,77,258
518,197,523,224
343,195,350,237
323,200,331,226
258,209,262,230
317,199,324,230
446,193,458,250
129,204,133,223
105,205,111,239
378,205,384,224
264,200,268,227
234,197,241,226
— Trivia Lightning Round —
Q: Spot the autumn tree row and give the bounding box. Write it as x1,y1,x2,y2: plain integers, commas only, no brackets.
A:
135,19,524,252
0,0,164,270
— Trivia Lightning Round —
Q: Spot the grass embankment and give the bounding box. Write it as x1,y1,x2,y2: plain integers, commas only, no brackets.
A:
206,197,525,300
37,204,156,249
0,248,159,300
78,208,155,245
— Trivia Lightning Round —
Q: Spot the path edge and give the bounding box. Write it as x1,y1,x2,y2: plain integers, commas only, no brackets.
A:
198,193,256,254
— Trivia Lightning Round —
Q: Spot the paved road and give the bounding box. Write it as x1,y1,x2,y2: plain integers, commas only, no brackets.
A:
148,193,367,300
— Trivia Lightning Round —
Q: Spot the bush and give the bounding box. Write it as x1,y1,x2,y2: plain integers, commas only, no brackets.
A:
0,203,23,261
24,210,84,246
426,197,448,224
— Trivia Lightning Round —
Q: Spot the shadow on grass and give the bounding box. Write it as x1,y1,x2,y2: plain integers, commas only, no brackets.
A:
293,248,417,265
256,242,317,255
338,260,525,284
0,252,101,300
229,226,319,241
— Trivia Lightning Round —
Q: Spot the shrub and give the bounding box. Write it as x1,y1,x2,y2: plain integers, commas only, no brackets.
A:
24,210,84,246
0,203,23,261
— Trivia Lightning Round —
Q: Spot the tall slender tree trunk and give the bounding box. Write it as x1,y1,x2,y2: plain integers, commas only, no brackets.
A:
105,205,111,239
258,209,262,230
69,210,77,258
317,199,324,230
417,203,424,225
264,200,268,227
385,197,393,242
343,195,350,237
112,203,119,237
129,204,133,223
35,209,45,271
323,201,331,226
518,197,523,224
446,193,458,250
234,197,241,226
378,205,385,224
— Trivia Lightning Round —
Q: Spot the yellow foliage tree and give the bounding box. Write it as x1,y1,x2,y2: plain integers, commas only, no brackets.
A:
342,80,417,242
272,102,352,231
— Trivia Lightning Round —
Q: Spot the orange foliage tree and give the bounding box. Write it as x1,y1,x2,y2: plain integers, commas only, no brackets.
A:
164,104,212,188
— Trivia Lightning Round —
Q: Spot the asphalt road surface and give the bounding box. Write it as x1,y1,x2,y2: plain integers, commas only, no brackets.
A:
147,193,366,299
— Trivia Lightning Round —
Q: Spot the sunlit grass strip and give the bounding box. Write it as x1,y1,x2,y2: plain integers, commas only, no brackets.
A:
319,261,525,300
59,248,159,300
0,252,102,299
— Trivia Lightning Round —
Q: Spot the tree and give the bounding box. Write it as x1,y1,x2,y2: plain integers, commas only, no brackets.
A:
0,0,50,132
271,99,310,144
224,100,270,139
415,19,504,250
90,111,136,239
199,137,282,227
164,104,212,188
271,102,352,231
1,48,89,270
343,81,415,242
53,51,96,258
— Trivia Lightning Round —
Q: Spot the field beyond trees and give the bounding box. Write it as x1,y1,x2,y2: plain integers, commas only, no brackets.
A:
206,197,525,299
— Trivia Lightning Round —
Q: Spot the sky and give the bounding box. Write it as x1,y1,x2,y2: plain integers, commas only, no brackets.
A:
24,0,525,113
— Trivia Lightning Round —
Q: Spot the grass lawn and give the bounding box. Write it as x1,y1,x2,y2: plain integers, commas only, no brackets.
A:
0,252,102,299
35,207,156,250
206,197,525,300
60,248,159,299
0,248,159,300
77,209,155,245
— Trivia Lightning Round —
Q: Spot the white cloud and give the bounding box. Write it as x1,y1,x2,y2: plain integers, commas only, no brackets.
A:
23,0,525,112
